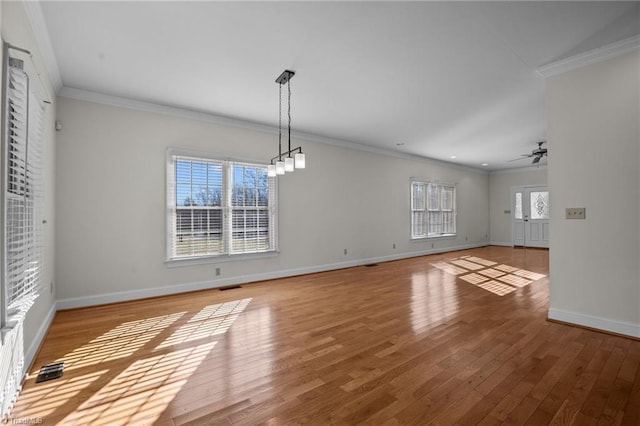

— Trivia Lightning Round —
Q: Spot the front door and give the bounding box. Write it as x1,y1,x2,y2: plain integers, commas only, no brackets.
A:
512,186,549,248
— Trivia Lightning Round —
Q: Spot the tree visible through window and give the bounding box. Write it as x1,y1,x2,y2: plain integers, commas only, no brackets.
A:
411,180,456,238
167,154,277,260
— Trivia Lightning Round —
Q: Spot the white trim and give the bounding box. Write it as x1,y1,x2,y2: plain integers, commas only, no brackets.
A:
537,35,640,78
548,308,640,339
57,242,488,310
23,303,56,375
21,1,63,93
490,165,547,176
489,241,512,247
58,86,488,175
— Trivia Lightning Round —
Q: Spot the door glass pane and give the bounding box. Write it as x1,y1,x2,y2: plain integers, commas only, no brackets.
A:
515,192,522,219
530,191,549,219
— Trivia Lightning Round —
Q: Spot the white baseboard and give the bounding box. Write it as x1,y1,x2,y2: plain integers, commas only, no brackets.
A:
548,308,640,339
489,241,512,247
57,242,489,310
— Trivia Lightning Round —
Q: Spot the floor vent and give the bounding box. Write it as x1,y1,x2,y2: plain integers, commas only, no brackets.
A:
35,361,64,383
364,263,379,267
219,285,242,291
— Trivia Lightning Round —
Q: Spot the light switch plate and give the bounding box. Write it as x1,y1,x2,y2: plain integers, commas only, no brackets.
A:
566,207,586,219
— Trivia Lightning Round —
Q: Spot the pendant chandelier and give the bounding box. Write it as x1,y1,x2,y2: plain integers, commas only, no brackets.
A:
268,69,305,177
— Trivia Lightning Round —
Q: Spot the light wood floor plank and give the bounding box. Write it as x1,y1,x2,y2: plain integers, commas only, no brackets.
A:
7,247,640,425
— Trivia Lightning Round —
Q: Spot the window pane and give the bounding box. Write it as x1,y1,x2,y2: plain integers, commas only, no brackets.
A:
412,211,426,237
427,184,439,211
530,191,549,220
412,183,425,210
191,162,207,183
515,192,523,220
176,160,191,183
441,186,454,211
429,211,441,235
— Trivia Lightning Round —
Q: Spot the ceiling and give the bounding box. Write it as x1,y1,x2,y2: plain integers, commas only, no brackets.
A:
38,1,640,170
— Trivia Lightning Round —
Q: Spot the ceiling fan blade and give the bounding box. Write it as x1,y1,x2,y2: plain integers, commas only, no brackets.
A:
532,155,541,164
508,154,533,162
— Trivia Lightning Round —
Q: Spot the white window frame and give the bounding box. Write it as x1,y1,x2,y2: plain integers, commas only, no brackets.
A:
166,149,278,264
411,180,456,239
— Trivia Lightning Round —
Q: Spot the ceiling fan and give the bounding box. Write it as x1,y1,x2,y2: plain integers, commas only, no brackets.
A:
510,141,547,164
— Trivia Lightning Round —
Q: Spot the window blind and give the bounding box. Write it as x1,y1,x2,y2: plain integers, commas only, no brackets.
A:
411,180,456,239
1,46,46,417
3,56,45,319
167,154,277,261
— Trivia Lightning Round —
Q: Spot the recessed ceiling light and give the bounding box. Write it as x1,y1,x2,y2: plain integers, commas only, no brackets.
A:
450,155,457,159
482,163,489,166
396,142,405,146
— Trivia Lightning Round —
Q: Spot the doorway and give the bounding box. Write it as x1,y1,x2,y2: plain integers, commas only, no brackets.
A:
512,186,549,248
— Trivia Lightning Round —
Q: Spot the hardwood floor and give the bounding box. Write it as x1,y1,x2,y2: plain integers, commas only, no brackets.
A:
9,246,640,425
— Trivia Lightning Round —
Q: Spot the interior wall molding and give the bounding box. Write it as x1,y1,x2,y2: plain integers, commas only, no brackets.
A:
536,35,640,78
21,0,63,93
548,308,640,339
57,86,488,175
489,164,547,175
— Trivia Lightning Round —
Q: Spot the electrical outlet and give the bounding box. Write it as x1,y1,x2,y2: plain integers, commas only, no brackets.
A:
344,248,348,255
392,243,396,249
566,207,586,219
215,267,221,276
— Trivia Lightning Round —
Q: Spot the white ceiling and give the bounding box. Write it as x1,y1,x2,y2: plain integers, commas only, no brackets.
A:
38,1,640,170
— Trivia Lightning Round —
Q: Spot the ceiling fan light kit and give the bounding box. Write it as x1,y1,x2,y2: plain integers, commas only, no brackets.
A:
268,70,306,177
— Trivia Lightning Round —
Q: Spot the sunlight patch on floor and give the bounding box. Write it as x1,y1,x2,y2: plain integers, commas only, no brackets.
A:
53,312,186,372
433,256,546,296
14,298,252,424
60,342,216,425
16,370,106,417
156,298,252,349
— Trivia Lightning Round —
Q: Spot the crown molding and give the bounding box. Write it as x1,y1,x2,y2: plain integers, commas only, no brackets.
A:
537,35,640,78
22,0,63,93
490,164,547,175
58,86,489,175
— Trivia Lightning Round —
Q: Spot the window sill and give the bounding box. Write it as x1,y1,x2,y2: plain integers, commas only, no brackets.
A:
166,250,279,268
411,234,456,241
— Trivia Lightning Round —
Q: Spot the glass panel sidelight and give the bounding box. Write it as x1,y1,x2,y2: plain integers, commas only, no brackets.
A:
530,191,549,220
515,192,523,220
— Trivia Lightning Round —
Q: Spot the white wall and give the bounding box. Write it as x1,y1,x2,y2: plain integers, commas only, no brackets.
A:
546,50,640,337
54,95,489,306
489,167,547,245
1,0,57,382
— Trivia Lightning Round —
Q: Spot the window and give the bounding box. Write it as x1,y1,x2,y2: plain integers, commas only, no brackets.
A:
166,152,277,261
2,54,45,323
411,180,456,238
1,48,46,417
